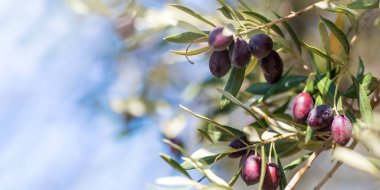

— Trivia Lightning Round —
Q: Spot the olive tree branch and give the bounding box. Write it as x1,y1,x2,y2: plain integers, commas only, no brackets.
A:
285,150,322,190
313,140,358,190
239,4,315,35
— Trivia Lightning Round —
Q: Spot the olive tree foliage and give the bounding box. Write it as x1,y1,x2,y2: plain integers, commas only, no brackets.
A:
158,0,380,190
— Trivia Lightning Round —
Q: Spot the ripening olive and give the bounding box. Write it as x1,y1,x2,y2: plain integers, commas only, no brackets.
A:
292,92,314,123
307,104,334,129
249,33,273,58
208,26,234,51
240,152,261,186
263,163,281,190
229,38,251,68
209,50,231,78
228,136,249,158
259,50,283,84
331,115,353,146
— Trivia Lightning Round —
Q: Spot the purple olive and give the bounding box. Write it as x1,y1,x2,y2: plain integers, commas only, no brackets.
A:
259,50,283,84
331,115,353,146
292,92,314,123
228,38,251,68
228,136,249,158
307,104,335,129
208,26,234,51
263,163,281,190
240,152,261,186
249,33,273,58
209,50,231,78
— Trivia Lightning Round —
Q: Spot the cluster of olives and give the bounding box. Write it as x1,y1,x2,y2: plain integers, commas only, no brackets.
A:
208,26,283,84
292,92,353,146
228,137,280,190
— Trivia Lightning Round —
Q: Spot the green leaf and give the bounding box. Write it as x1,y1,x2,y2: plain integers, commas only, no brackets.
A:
315,95,324,106
242,11,284,37
243,126,261,142
160,153,192,179
217,89,267,128
352,75,374,123
357,57,365,78
218,6,233,20
246,75,307,95
273,143,287,189
320,16,350,55
317,75,337,105
191,144,233,159
301,41,335,63
315,2,359,33
304,126,314,144
221,67,246,108
283,152,312,172
171,4,216,27
181,154,226,170
258,145,267,190
228,166,242,186
207,124,246,142
198,128,214,144
164,32,207,43
319,21,331,55
271,10,302,54
305,75,315,94
175,20,207,35
180,105,245,140
216,0,245,22
343,73,378,98
245,57,258,76
170,46,211,56
348,0,380,9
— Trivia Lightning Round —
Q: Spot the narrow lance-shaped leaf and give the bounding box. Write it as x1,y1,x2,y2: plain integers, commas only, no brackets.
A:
273,143,287,189
317,75,337,105
181,154,227,170
320,16,350,54
191,144,233,159
164,32,207,43
180,105,245,139
197,128,214,144
160,153,192,179
357,57,365,78
304,126,314,144
343,73,378,99
246,75,307,95
171,4,216,27
352,75,374,123
283,152,312,172
348,0,380,9
221,67,246,108
272,10,302,54
258,145,267,190
302,41,335,63
228,166,242,186
170,46,211,56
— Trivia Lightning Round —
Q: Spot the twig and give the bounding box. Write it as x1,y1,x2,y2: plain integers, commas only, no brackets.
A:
285,150,322,190
239,4,315,35
313,140,358,190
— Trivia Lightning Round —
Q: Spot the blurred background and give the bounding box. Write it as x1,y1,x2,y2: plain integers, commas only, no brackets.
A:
0,0,379,189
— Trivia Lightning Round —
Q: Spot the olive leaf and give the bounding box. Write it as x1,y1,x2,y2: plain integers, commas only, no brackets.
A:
352,75,374,123
198,128,215,144
221,66,246,108
283,152,312,172
317,75,337,105
171,4,216,27
191,144,233,159
320,16,350,55
258,145,267,190
181,154,226,170
246,75,307,95
348,0,380,9
160,154,192,179
343,73,378,99
164,32,208,43
301,41,335,63
170,46,211,56
273,143,287,190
